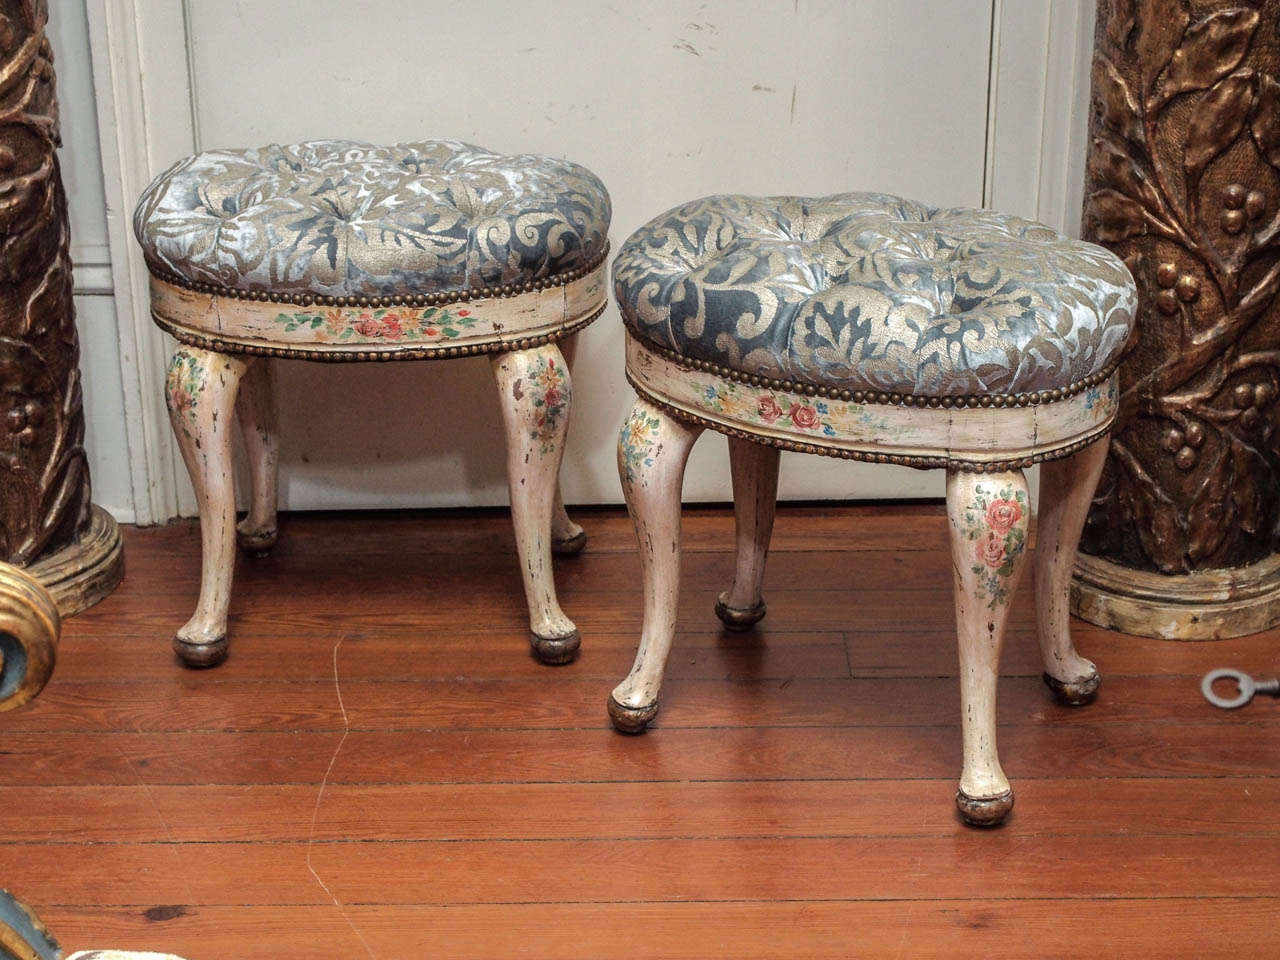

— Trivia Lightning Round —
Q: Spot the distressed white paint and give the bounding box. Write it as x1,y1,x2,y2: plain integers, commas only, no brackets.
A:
165,345,250,666
946,468,1029,824
146,263,606,354
625,333,1118,463
609,398,704,729
1035,438,1108,690
719,438,779,624
490,344,581,659
611,379,1112,823
76,0,1097,517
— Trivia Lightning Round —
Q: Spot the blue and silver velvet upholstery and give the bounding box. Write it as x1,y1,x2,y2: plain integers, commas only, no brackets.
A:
613,193,1136,397
134,139,611,299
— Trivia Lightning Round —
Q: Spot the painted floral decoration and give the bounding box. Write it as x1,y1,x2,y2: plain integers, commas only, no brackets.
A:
620,408,662,483
165,350,206,438
962,483,1029,608
272,305,478,343
529,354,569,454
703,383,839,437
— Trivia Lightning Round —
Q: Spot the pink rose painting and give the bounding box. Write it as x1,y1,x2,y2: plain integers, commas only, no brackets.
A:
985,499,1023,534
975,532,1006,569
757,395,783,423
789,403,820,430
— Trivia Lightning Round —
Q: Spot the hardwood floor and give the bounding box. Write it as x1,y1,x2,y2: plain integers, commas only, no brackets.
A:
4,505,1277,959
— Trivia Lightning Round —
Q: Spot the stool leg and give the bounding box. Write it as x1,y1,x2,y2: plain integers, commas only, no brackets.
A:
946,468,1030,827
491,344,579,664
234,358,279,558
716,438,780,631
609,399,704,732
1035,437,1108,706
166,346,251,668
550,333,586,556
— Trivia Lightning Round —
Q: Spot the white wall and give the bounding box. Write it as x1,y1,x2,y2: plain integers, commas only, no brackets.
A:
73,0,1096,522
49,0,134,521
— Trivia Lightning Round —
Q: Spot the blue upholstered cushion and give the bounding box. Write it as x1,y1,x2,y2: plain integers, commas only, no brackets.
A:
134,139,611,298
613,193,1136,396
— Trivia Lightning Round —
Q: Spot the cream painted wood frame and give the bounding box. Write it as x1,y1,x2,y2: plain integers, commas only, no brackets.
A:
611,331,1118,825
85,0,1097,522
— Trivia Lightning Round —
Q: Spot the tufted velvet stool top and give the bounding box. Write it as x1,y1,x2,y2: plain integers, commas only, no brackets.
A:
136,139,610,301
608,191,1136,828
613,192,1133,400
134,139,611,669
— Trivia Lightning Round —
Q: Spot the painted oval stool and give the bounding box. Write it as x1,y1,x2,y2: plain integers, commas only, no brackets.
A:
133,139,611,668
608,192,1136,826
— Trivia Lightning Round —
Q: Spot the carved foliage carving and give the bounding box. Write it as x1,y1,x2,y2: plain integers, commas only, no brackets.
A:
1082,0,1280,573
0,0,90,564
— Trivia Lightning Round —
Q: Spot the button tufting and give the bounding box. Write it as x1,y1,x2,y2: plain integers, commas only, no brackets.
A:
612,191,1137,399
134,139,611,299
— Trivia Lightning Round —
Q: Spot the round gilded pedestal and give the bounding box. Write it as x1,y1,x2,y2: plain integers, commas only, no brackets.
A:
1071,551,1280,640
23,506,124,617
0,3,124,618
1074,2,1280,636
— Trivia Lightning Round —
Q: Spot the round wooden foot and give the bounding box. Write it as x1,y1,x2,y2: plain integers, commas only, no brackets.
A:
174,635,228,669
551,530,587,556
236,527,278,559
24,505,123,617
530,629,580,665
955,788,1014,827
714,596,766,632
1043,670,1100,706
608,695,658,733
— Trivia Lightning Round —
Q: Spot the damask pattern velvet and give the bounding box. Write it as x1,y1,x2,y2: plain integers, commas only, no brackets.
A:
613,193,1136,397
134,139,611,298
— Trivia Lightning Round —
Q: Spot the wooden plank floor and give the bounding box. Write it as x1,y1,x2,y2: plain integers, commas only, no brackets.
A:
5,504,1278,959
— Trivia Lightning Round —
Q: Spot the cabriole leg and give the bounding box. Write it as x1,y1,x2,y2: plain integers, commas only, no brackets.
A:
716,437,780,630
166,346,251,668
1035,437,1109,705
550,332,586,555
946,468,1031,827
235,357,279,558
491,344,579,664
609,399,704,732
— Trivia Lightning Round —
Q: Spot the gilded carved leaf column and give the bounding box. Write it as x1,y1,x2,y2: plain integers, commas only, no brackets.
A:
1073,0,1280,637
0,0,122,614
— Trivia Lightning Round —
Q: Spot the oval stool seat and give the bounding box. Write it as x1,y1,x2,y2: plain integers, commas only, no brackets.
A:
135,138,611,299
136,139,611,362
614,192,1133,398
133,139,611,669
613,193,1135,471
608,191,1136,828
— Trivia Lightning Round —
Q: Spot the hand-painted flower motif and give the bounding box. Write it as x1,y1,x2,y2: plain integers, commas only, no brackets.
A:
619,408,661,484
963,483,1029,608
272,305,480,343
789,402,820,430
975,532,1006,568
984,498,1023,534
165,350,206,439
758,395,783,422
529,354,569,455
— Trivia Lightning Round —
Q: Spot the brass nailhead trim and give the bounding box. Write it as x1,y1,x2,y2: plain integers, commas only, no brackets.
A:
621,320,1120,410
625,371,1115,473
151,242,610,307
156,302,607,363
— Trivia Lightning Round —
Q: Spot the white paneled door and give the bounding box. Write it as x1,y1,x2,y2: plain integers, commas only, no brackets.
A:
76,0,1095,522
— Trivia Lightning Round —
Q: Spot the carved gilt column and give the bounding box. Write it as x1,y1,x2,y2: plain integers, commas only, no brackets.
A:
0,0,122,615
1073,0,1280,637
